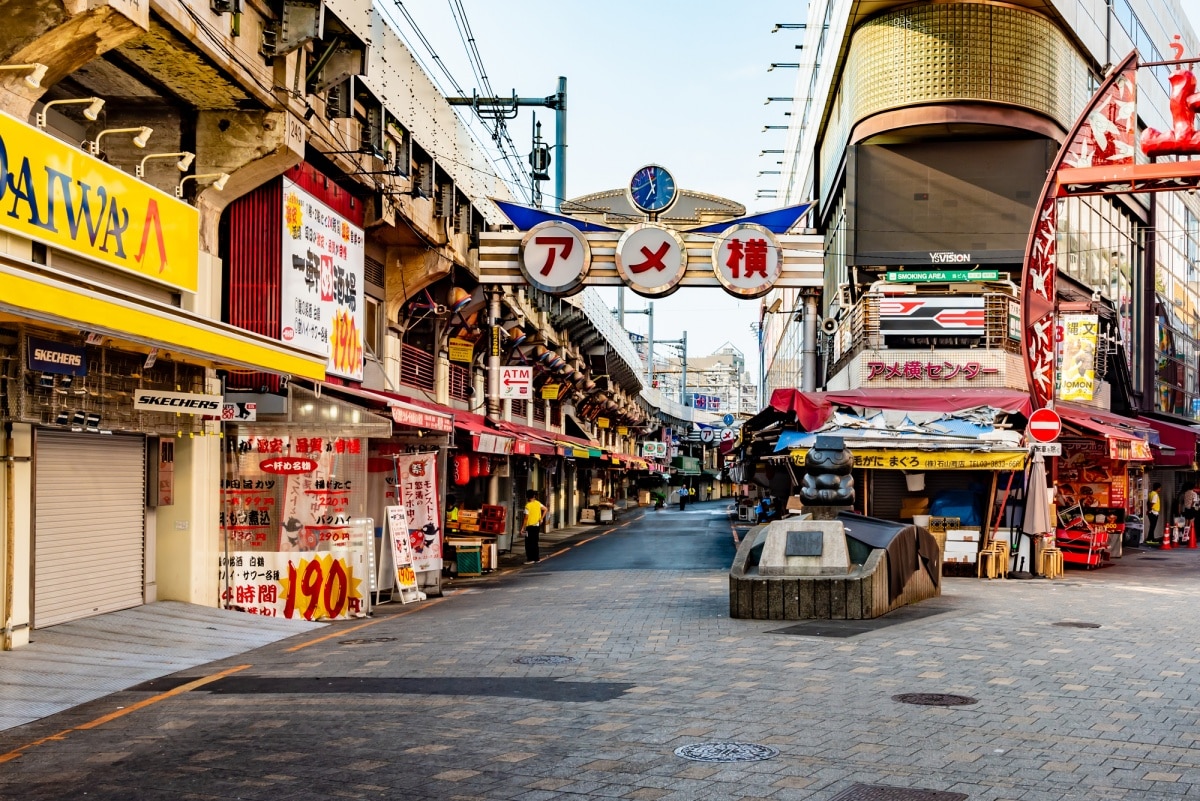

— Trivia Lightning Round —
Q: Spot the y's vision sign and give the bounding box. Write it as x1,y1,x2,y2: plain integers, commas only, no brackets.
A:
0,111,199,292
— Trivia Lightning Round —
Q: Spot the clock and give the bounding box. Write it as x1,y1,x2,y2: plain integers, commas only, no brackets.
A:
628,164,677,214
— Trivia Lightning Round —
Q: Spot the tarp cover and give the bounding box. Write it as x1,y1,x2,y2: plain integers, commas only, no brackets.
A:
769,388,1034,432
838,512,941,602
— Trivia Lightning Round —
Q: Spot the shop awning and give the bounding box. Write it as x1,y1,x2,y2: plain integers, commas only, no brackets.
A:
768,388,1034,432
1058,406,1153,461
671,455,702,475
320,383,454,433
786,446,1027,471
0,260,325,380
1139,416,1200,467
492,420,559,456
554,432,603,458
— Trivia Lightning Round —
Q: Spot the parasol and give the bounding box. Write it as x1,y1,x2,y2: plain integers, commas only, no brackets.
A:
1016,452,1053,578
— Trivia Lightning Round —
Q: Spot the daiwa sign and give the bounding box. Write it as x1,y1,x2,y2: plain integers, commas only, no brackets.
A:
0,111,199,292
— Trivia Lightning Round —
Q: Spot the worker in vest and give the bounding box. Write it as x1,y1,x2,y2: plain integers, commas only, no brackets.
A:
1147,483,1162,545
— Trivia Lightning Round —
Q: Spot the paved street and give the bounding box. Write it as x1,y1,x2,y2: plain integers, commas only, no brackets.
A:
4,500,1200,800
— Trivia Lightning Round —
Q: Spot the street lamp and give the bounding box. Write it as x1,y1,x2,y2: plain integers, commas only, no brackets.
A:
36,97,104,128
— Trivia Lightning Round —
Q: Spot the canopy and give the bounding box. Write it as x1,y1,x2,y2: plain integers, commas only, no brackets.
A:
1139,416,1200,467
1058,405,1153,461
768,388,1034,432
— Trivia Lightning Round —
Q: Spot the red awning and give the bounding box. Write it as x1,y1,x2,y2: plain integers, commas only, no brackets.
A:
768,388,1035,432
1058,406,1153,461
492,421,559,456
1139,416,1200,467
316,382,455,433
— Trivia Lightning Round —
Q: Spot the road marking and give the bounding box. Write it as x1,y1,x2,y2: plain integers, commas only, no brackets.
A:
286,596,449,652
0,663,251,764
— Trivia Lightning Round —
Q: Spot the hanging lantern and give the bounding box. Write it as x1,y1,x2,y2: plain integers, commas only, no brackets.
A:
453,454,471,485
477,455,492,477
507,326,527,347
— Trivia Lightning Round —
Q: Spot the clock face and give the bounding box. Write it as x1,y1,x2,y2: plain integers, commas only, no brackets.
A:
629,165,677,214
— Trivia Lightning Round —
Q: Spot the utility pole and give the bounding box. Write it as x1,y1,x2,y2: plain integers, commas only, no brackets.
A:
656,333,688,404
448,77,567,210
620,303,654,385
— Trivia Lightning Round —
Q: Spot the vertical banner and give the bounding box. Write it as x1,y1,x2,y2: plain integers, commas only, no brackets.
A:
395,453,442,573
385,505,420,596
1059,314,1098,402
281,176,366,380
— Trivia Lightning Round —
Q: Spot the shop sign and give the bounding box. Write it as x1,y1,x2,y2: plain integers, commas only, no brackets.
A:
391,404,453,433
27,336,86,376
789,448,1026,471
597,417,610,428
394,453,442,574
222,402,257,422
642,441,667,458
617,425,628,436
0,110,199,292
691,393,721,410
710,224,782,299
133,389,222,415
519,221,591,294
498,365,532,399
474,433,513,455
1110,472,1128,507
1030,442,1062,456
259,457,318,474
219,551,365,620
1008,300,1020,341
541,383,561,400
448,337,474,363
866,360,998,381
281,176,365,381
885,269,999,283
879,296,985,335
1058,314,1098,402
614,224,687,298
385,505,420,594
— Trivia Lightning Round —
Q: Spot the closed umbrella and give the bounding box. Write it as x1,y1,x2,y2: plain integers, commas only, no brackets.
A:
1018,453,1053,577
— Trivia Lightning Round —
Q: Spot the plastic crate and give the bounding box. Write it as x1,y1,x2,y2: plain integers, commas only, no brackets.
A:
456,546,482,576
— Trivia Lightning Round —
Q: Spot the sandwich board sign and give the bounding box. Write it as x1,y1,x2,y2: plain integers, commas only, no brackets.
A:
384,505,423,604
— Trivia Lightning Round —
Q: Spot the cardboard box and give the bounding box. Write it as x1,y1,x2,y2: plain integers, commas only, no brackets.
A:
945,529,981,543
579,508,596,523
944,540,980,558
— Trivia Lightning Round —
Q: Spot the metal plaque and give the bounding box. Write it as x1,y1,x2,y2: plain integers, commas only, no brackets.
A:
785,530,823,557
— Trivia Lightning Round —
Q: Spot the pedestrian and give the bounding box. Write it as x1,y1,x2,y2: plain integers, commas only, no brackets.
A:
1181,483,1199,544
522,489,547,564
1147,482,1162,545
679,485,687,511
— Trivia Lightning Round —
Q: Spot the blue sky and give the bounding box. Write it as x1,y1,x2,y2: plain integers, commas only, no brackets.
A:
393,1,799,383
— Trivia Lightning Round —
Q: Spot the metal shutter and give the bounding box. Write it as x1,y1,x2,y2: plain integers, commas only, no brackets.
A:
34,432,145,628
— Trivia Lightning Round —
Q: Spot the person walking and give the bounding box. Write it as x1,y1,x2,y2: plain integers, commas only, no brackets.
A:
678,485,687,511
1181,483,1199,544
1147,482,1162,545
522,489,547,564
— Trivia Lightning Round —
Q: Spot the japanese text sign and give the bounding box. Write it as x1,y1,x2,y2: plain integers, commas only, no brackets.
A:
281,177,365,380
519,222,591,294
711,224,782,299
395,453,441,574
615,224,687,298
499,365,532,399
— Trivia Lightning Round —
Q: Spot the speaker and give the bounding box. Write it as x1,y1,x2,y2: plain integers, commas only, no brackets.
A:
820,317,839,335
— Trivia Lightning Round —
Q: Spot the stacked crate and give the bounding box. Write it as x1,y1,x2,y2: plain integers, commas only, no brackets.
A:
480,504,506,535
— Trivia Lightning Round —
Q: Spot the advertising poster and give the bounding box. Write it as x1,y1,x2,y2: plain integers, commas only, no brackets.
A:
395,453,442,573
219,551,365,620
385,505,420,594
1059,314,1098,402
281,176,366,380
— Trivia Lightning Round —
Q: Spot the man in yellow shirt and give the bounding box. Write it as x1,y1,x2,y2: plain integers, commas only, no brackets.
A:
1147,482,1162,545
522,489,548,564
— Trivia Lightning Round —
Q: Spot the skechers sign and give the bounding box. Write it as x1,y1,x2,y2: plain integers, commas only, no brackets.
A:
0,110,199,292
133,389,223,415
27,336,86,376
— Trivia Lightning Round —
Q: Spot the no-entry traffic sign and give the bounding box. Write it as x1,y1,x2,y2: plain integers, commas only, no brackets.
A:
1027,408,1062,443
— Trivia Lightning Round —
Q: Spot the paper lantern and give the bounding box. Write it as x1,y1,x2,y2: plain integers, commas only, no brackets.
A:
453,454,471,485
448,286,472,313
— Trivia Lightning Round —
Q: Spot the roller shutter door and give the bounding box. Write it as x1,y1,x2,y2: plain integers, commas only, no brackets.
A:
34,432,145,628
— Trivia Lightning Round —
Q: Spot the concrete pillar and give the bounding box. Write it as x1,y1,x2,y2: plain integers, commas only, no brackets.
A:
1,424,33,650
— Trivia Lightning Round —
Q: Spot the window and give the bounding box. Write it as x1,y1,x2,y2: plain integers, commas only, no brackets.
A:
364,296,382,360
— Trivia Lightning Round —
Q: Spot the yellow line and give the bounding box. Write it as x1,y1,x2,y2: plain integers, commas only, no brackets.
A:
285,596,449,652
0,663,251,763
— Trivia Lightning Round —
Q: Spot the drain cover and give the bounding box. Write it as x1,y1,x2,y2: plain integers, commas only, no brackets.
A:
513,655,579,665
673,742,779,762
1053,621,1100,629
892,693,977,707
830,784,968,801
338,637,398,645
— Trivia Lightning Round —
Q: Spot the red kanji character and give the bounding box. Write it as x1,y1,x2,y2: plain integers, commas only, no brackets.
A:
903,361,924,379
725,239,745,278
310,438,323,454
628,242,670,274
270,438,284,453
533,236,575,276
348,440,361,454
742,239,769,278
236,585,255,603
335,438,346,454
255,438,269,453
296,437,309,454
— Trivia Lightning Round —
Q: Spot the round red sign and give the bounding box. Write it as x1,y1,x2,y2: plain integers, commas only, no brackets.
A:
1027,408,1062,443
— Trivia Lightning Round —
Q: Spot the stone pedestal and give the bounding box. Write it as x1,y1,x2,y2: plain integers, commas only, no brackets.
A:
758,520,850,576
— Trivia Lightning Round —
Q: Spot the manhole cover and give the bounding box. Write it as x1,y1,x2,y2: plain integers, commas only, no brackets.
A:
829,784,968,801
892,693,977,707
673,742,779,762
338,637,398,645
512,655,579,665
1053,621,1101,629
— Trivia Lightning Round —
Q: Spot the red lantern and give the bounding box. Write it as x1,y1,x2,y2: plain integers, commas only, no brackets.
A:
453,454,471,485
477,455,492,477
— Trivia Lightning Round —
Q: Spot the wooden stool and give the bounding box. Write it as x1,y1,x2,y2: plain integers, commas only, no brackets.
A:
1039,547,1064,579
975,540,1008,579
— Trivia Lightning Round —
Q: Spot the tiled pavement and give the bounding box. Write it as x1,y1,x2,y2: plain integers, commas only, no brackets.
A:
4,502,1200,800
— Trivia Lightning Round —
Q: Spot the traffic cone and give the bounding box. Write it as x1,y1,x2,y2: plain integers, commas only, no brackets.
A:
1190,520,1197,549
1162,528,1172,549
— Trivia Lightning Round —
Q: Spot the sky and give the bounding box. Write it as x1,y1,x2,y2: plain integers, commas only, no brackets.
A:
392,0,801,383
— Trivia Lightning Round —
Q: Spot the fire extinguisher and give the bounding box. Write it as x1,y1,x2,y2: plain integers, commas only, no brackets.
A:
453,454,471,485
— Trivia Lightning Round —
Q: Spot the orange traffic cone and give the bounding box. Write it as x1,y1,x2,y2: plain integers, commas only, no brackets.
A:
1190,520,1197,549
1162,527,1173,549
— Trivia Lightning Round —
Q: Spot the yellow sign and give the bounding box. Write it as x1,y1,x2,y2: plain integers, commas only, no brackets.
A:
541,382,561,400
1059,314,1098,402
0,110,199,292
789,448,1026,471
597,417,610,429
449,337,474,363
617,426,628,436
